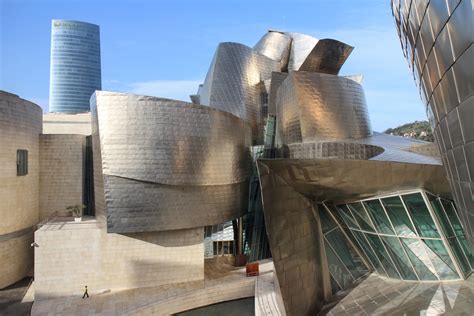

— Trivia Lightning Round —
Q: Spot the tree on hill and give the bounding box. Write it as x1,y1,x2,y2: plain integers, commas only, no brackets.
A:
384,120,434,142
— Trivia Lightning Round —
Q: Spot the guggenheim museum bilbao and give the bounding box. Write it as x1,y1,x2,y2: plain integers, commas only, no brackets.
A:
0,1,473,314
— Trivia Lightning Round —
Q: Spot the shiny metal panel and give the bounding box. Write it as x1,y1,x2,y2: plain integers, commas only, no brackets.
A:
257,162,326,315
198,42,280,144
253,31,291,70
258,159,449,203
392,0,474,249
286,142,384,160
285,32,319,71
298,39,353,75
267,72,288,116
276,72,372,145
91,91,252,233
103,176,249,232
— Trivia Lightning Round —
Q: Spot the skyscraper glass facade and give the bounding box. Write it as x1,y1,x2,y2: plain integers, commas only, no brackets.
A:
49,20,101,113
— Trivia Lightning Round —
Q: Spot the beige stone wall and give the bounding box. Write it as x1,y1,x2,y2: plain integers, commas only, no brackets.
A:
0,91,41,288
39,135,85,220
42,113,91,135
0,233,34,289
34,219,204,299
0,91,42,235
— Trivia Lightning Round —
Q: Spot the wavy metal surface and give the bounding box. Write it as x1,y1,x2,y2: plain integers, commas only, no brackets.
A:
268,72,288,116
198,42,280,144
285,142,384,160
285,32,320,72
392,0,474,248
276,71,372,145
197,31,356,144
257,138,449,315
91,91,252,233
298,39,353,75
258,159,449,203
258,164,326,315
253,31,291,70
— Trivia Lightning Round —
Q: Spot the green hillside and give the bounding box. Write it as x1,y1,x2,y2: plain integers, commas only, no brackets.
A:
384,120,434,142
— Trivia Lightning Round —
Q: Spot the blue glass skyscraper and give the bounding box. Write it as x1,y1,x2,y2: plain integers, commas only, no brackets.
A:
49,20,101,113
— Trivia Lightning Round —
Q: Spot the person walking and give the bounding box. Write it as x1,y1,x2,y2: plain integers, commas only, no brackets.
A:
82,285,89,299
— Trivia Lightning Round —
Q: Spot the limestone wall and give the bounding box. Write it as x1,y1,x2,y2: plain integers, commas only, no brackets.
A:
0,91,42,288
0,233,34,288
42,113,91,135
0,91,42,235
34,219,204,299
39,134,85,220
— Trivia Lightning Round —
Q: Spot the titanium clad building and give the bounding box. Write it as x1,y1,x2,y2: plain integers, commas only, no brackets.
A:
391,0,474,249
49,20,101,113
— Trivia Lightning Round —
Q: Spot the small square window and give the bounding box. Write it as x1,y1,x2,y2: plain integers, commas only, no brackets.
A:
17,150,28,176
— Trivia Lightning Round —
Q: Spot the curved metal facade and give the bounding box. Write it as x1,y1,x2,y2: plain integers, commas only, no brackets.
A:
49,20,101,113
391,0,474,248
91,91,252,233
253,31,291,70
285,32,320,72
197,31,355,145
242,27,472,314
276,71,372,145
198,42,280,144
298,39,353,75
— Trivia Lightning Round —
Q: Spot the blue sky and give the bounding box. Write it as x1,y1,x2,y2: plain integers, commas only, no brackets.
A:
1,0,426,131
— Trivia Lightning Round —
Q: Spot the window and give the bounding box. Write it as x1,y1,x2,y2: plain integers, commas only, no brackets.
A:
17,150,28,176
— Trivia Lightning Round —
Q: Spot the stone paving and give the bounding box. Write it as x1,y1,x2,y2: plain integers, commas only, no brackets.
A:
31,258,273,316
175,297,254,316
26,259,474,315
0,277,34,316
255,270,285,316
321,274,474,315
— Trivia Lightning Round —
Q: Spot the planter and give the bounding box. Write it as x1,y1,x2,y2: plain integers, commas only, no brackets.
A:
74,217,82,222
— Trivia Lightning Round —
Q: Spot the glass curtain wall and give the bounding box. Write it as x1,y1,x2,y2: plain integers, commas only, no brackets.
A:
318,205,370,294
327,190,473,281
427,194,474,276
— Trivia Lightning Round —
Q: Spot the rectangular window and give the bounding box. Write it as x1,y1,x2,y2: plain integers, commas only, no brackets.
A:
17,150,28,176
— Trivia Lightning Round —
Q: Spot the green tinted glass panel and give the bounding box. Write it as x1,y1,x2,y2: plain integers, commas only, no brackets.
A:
382,196,417,237
364,199,395,235
441,200,464,236
330,275,342,295
447,237,471,275
428,196,454,237
423,239,460,279
457,234,474,268
319,206,337,234
365,234,400,279
348,202,376,232
402,193,440,238
325,204,345,226
325,229,369,280
400,238,438,280
381,236,418,280
335,205,359,230
325,241,353,289
352,230,384,275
